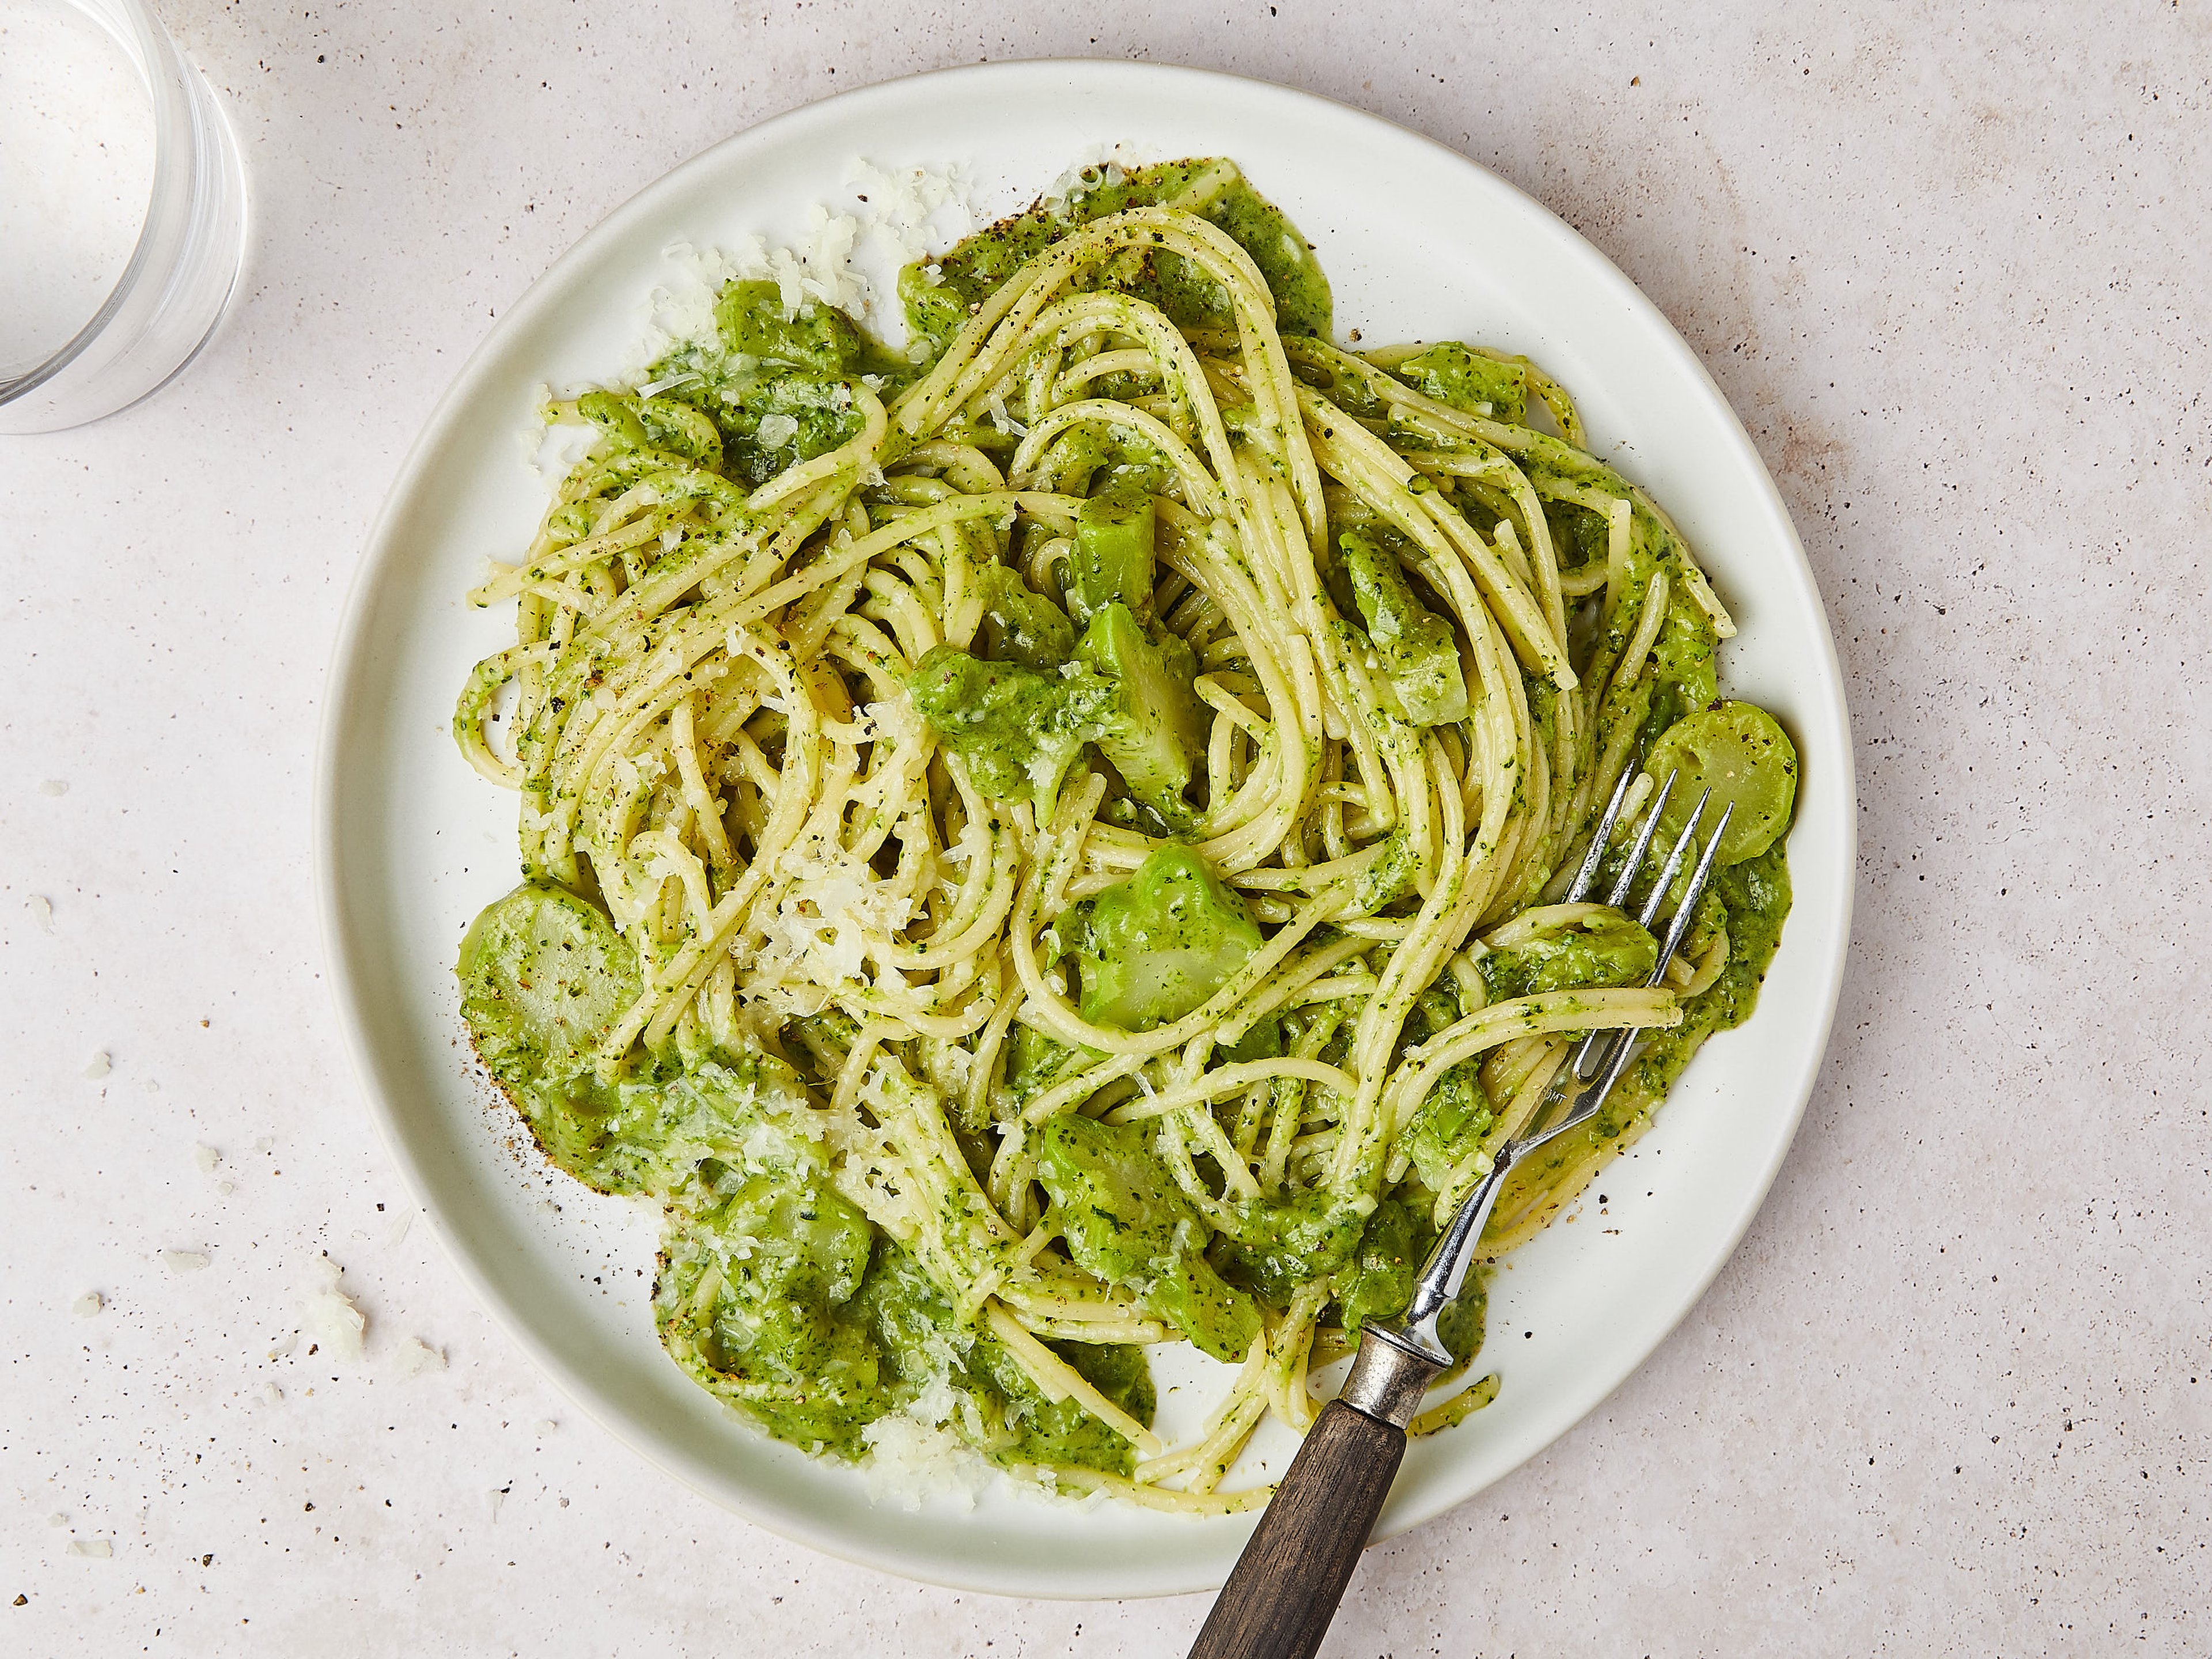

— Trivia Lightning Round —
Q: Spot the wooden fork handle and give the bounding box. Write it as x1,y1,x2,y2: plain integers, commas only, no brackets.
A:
1186,1334,1442,1659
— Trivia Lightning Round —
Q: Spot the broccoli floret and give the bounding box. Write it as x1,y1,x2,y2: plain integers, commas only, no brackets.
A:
1338,529,1469,728
1035,1113,1261,1364
1334,1199,1424,1336
907,645,1093,809
908,601,1206,827
1071,603,1206,825
1645,700,1799,866
654,1161,889,1458
1060,845,1262,1032
1400,1062,1495,1197
457,881,659,1191
899,157,1331,357
976,565,1077,669
1213,1190,1370,1302
720,374,869,483
859,1245,1156,1475
1036,1114,1191,1284
588,1048,810,1198
458,882,633,1084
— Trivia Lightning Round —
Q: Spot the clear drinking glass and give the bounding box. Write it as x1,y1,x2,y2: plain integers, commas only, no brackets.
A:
0,0,248,434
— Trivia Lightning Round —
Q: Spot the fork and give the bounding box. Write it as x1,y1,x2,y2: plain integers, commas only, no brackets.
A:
1185,768,1733,1659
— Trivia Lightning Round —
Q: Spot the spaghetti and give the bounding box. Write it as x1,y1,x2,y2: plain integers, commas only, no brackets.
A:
452,158,1794,1510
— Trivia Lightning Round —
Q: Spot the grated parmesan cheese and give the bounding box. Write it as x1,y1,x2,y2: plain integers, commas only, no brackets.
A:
842,156,977,273
859,1407,993,1512
161,1249,210,1274
1042,140,1160,206
521,390,599,486
615,158,976,384
28,895,53,933
635,369,701,399
749,843,921,1011
983,388,1027,437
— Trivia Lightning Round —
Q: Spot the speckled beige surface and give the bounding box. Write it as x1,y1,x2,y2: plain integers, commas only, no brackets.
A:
4,3,2208,1654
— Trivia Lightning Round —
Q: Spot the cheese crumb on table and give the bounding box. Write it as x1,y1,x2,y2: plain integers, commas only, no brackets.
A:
392,1336,446,1377
300,1256,366,1362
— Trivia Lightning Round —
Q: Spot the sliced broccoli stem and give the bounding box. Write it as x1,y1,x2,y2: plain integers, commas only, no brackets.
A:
1338,528,1471,728
1071,603,1205,824
1069,478,1158,626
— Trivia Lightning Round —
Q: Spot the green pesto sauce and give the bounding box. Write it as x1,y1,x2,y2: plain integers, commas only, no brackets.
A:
461,153,1801,1479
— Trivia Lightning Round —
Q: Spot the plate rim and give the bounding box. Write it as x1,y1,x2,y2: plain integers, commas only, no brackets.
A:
315,55,1857,1600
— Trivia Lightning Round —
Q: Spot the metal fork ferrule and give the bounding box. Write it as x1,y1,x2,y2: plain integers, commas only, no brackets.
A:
1342,1328,1446,1427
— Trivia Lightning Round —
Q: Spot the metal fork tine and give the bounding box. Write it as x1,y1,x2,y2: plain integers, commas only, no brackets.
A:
1573,788,1714,1082
1653,801,1733,969
1569,1027,1611,1084
1377,798,1742,1378
1568,801,1736,1113
1570,774,1686,1080
1635,789,1713,931
1604,772,1676,910
1563,763,1639,904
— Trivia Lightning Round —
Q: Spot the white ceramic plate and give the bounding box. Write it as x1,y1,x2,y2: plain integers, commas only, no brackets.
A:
317,60,1854,1599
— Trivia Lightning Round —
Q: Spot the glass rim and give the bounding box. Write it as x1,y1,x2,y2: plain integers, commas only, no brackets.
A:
0,0,246,427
